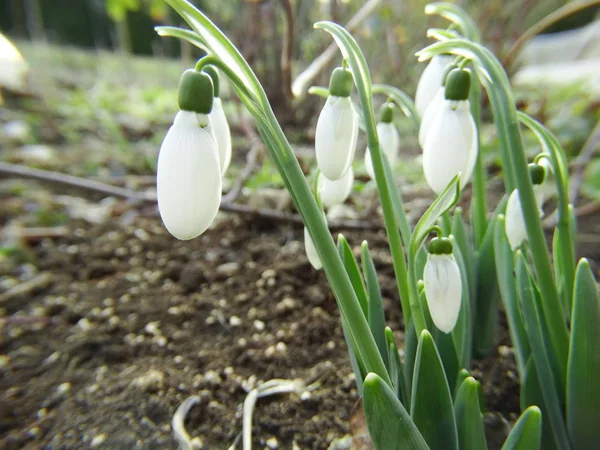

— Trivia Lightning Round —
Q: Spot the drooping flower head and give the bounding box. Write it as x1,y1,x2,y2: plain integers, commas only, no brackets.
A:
157,68,222,240
415,54,454,118
505,163,547,250
423,237,462,333
365,103,400,180
318,167,354,209
315,66,358,181
421,67,478,194
203,66,232,176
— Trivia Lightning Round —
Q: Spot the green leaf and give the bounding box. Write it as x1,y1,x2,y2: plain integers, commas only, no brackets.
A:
566,259,600,450
516,253,571,450
494,216,530,380
362,373,430,450
501,406,542,450
361,241,388,368
372,83,420,131
454,377,487,450
155,25,209,52
340,316,367,395
337,235,368,317
448,233,472,371
411,330,458,450
404,318,418,409
386,327,409,405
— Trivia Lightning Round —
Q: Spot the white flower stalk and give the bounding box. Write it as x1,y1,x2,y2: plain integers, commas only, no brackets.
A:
415,55,454,118
203,67,232,176
505,164,547,250
210,97,232,175
422,68,478,194
315,67,357,181
365,104,399,180
157,111,222,240
318,167,354,208
304,226,322,270
423,237,462,333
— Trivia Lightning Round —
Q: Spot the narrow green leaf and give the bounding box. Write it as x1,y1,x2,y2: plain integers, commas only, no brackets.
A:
454,377,487,450
155,25,209,52
404,318,418,408
363,373,430,450
337,234,368,317
361,241,388,368
454,369,469,399
449,234,472,371
516,253,571,450
494,216,530,380
566,259,600,450
411,330,458,450
385,327,409,405
340,316,366,395
501,406,542,450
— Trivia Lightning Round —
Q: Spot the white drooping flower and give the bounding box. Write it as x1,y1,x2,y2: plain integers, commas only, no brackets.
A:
415,55,454,118
505,186,545,250
421,67,478,194
209,97,232,176
418,87,444,148
304,226,322,270
423,238,462,334
157,111,222,240
316,95,358,181
318,167,354,208
365,119,400,180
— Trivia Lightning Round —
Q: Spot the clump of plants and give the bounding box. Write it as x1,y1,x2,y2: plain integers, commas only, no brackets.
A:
153,1,600,448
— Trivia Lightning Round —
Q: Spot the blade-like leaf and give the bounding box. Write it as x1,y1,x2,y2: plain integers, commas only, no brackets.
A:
337,235,368,317
404,318,418,409
454,377,487,450
362,241,388,368
494,216,530,380
501,406,542,450
386,327,409,404
362,373,430,450
449,234,472,372
566,258,600,450
411,330,458,450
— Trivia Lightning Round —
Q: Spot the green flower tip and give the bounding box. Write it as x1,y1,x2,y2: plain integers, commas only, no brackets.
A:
528,163,546,185
328,67,353,97
444,68,471,101
442,63,459,85
363,372,380,386
178,69,214,115
428,237,453,255
202,66,220,97
379,103,395,123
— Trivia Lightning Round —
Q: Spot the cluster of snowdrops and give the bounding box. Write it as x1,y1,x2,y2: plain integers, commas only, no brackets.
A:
154,1,599,449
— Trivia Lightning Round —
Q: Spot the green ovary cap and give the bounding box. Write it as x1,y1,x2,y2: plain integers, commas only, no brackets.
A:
178,69,214,114
528,163,546,185
379,103,395,123
428,237,453,255
444,68,471,101
202,66,220,97
442,63,459,85
328,67,353,97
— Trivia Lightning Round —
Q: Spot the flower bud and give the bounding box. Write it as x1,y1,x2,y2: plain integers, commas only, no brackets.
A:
318,167,354,208
423,237,462,333
304,227,322,270
157,111,222,240
364,122,400,180
315,68,358,181
178,69,214,115
415,55,454,118
202,67,232,176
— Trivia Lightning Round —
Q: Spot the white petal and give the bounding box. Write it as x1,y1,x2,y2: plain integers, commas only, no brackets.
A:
422,100,478,194
318,167,354,208
315,96,358,180
304,227,322,270
364,122,399,180
209,97,232,176
505,187,545,250
157,111,222,240
423,253,462,333
415,55,454,118
418,87,444,148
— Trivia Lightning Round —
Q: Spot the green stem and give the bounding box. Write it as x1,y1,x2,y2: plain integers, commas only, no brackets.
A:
417,39,569,384
470,75,487,247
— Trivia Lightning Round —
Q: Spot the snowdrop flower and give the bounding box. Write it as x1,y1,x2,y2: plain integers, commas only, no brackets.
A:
365,103,399,180
157,69,222,240
315,67,358,181
204,66,232,176
304,226,322,270
423,237,462,333
415,55,454,118
505,164,547,250
318,167,354,208
422,68,478,194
